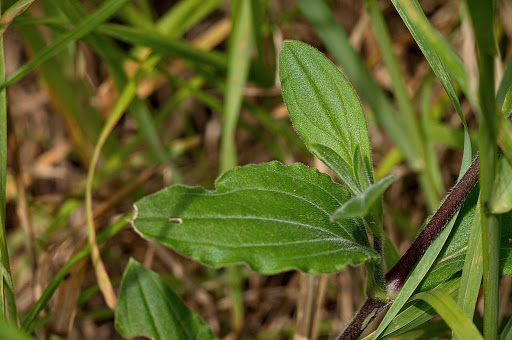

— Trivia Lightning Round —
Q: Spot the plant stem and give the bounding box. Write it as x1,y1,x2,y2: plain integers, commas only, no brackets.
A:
337,160,478,340
385,156,480,292
476,43,499,340
338,113,512,339
336,298,388,340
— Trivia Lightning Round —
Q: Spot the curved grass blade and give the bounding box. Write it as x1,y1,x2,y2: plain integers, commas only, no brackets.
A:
410,290,483,340
84,70,143,310
393,0,469,99
0,0,35,37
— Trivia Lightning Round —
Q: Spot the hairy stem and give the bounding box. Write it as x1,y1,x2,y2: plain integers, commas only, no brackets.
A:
336,298,388,340
337,139,495,339
385,157,480,292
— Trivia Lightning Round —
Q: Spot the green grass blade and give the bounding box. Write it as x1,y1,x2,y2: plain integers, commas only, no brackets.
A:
155,0,224,35
0,5,16,321
84,66,150,310
364,0,443,209
391,0,472,176
55,3,168,164
411,290,483,340
395,1,470,100
0,0,131,90
454,203,483,340
97,23,227,72
500,315,512,340
496,54,512,109
466,1,499,338
220,0,253,172
118,5,154,29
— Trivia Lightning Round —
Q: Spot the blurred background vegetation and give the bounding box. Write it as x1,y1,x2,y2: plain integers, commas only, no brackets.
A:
2,0,512,339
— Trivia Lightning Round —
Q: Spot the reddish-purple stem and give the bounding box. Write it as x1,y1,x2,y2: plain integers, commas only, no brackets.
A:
336,298,388,340
337,113,512,340
385,156,480,291
337,157,480,340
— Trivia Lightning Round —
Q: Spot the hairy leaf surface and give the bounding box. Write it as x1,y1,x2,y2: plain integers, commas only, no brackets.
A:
280,40,373,193
331,174,396,220
132,162,377,274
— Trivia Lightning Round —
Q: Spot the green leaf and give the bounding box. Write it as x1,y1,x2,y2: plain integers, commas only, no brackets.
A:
115,259,217,340
0,317,33,340
293,0,423,171
410,291,483,339
279,40,373,194
132,161,377,274
499,115,512,164
490,157,512,214
499,212,512,275
309,143,361,195
331,174,396,220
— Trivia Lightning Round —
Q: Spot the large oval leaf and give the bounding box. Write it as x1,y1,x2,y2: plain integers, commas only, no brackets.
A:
115,259,217,340
132,161,377,274
279,40,373,194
